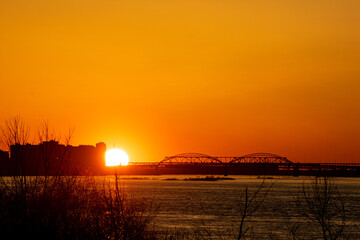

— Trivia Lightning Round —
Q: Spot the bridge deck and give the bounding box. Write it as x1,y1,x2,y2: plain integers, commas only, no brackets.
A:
124,153,360,176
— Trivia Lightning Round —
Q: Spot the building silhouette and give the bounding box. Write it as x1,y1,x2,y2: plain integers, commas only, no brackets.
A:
0,141,106,176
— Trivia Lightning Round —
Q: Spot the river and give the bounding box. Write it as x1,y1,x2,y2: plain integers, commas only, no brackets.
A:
108,175,360,239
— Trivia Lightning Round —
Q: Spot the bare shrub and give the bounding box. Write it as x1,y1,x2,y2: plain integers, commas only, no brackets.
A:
100,174,159,240
290,177,346,240
235,179,276,240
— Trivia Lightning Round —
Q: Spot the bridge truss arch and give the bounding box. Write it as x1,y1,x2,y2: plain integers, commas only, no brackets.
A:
159,153,224,166
229,153,294,165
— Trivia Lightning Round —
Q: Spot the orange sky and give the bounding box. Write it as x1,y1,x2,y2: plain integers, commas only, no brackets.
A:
1,0,359,163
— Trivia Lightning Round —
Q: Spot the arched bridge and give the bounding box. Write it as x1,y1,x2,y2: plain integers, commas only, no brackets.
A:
159,152,294,166
159,153,223,166
128,153,360,176
228,153,294,165
149,152,360,176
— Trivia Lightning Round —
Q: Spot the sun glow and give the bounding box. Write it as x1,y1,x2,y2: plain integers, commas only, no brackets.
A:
105,149,129,166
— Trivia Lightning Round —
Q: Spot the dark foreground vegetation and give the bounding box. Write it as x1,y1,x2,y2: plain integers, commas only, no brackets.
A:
0,175,158,240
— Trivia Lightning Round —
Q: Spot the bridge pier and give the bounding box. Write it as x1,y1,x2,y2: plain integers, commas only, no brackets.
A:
293,165,299,177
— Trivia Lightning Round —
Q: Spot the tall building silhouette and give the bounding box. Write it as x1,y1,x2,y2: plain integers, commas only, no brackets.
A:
0,141,106,176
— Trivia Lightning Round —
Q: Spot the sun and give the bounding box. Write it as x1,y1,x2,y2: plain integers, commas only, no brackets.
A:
105,148,129,166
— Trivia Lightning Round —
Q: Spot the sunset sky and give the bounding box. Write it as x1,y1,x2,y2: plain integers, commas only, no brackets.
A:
1,0,359,163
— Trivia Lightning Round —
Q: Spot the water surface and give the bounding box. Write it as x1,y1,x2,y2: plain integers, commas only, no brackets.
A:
107,175,360,239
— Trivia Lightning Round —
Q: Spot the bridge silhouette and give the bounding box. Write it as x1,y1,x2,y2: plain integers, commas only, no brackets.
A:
126,153,360,177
